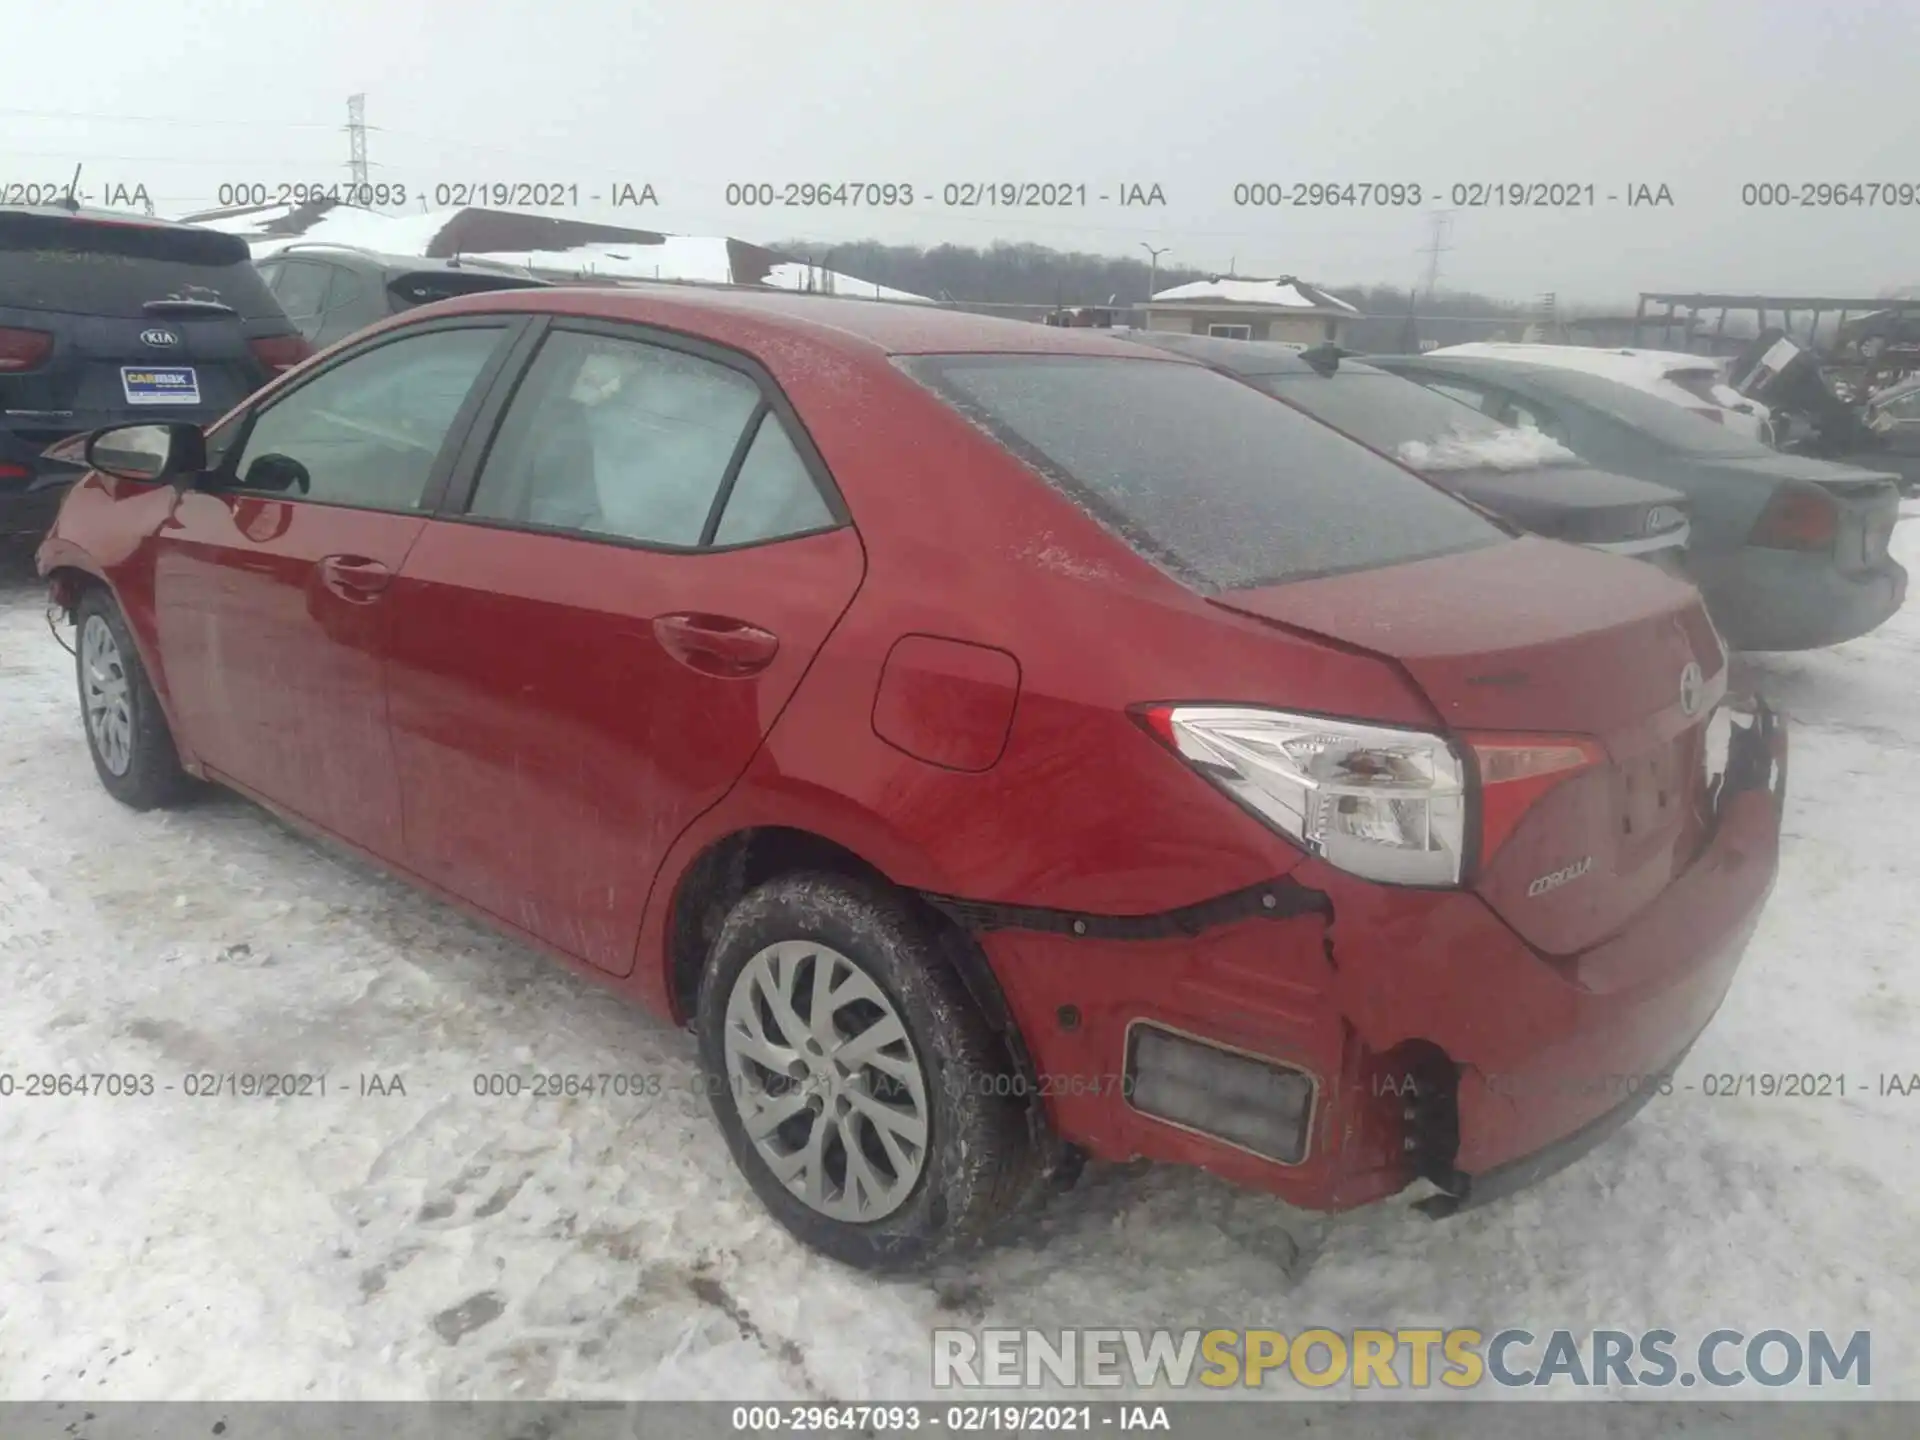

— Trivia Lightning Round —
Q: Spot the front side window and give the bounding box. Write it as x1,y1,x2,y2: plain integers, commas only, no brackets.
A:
467,329,766,546
225,325,504,511
905,354,1505,591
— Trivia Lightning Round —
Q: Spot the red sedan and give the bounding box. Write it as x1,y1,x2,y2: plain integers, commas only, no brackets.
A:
36,287,1787,1270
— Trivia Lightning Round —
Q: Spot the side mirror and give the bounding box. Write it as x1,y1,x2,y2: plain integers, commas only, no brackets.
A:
84,422,207,483
242,452,312,495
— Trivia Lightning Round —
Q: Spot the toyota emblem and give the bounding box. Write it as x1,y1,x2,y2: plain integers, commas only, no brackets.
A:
140,328,180,347
1679,661,1704,717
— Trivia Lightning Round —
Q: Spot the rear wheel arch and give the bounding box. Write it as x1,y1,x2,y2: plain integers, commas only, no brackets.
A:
661,823,1064,1170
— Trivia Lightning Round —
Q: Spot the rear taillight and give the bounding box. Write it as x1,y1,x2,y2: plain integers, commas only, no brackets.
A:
1139,704,1617,886
0,461,31,485
1138,705,1468,886
1465,735,1606,865
1750,486,1838,551
1691,407,1724,425
0,326,53,372
248,334,312,374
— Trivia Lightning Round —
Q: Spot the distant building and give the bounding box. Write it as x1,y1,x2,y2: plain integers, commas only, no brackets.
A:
1142,275,1361,344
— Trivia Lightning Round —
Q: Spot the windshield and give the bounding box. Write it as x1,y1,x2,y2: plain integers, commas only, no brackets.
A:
1258,370,1580,470
903,354,1506,591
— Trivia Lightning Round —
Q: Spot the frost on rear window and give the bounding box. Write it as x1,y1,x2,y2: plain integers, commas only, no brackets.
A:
1396,424,1579,472
901,355,1506,591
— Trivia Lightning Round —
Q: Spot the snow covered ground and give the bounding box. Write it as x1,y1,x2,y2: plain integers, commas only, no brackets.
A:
0,520,1917,1404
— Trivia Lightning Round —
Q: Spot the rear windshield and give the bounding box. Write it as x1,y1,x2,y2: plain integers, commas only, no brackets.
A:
1258,369,1555,452
387,271,547,308
1503,364,1775,457
903,354,1507,591
0,212,283,319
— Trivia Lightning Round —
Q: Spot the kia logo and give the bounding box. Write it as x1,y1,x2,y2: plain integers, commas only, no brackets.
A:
1679,661,1704,717
140,328,179,347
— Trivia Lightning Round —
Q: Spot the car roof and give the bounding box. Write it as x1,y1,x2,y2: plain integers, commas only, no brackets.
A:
1429,342,1721,379
417,284,1200,359
1110,328,1393,378
0,202,212,232
0,205,257,267
262,242,542,279
1381,351,1744,418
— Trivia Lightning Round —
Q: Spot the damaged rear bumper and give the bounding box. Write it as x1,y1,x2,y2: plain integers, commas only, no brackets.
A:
943,700,1787,1218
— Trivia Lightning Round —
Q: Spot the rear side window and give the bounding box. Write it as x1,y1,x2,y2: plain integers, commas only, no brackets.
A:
0,212,284,319
904,354,1505,590
1261,371,1510,448
467,329,764,545
388,271,545,308
712,412,836,545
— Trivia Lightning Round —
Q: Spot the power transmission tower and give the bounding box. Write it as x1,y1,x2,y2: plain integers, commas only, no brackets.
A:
1417,210,1454,301
346,94,369,192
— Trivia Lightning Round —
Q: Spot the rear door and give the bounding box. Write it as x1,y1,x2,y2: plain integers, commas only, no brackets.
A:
385,319,865,974
154,317,523,856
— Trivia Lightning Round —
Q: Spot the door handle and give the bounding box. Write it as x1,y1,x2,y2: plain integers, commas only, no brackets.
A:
652,612,780,677
318,554,394,602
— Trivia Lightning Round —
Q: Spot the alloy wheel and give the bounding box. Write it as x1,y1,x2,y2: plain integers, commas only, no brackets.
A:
81,614,134,777
721,939,931,1223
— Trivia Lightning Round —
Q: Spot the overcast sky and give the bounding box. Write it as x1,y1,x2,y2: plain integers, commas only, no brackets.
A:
7,0,1917,304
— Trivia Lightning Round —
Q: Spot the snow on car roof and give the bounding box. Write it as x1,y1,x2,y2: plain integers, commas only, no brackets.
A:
1430,342,1724,380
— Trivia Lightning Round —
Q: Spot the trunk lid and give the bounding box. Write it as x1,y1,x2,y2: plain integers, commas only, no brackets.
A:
1209,536,1727,954
1438,463,1689,547
1714,454,1901,571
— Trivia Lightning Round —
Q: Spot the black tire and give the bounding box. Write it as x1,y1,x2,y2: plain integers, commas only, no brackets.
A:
73,586,196,811
695,872,1036,1271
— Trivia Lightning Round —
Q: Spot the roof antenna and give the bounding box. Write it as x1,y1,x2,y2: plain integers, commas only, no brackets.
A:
1299,341,1343,377
62,163,83,212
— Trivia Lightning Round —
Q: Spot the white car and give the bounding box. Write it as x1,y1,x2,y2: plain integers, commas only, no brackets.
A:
1426,343,1774,443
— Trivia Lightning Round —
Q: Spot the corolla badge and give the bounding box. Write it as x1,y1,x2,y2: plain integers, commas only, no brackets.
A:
1679,660,1705,717
1527,856,1593,898
140,328,180,347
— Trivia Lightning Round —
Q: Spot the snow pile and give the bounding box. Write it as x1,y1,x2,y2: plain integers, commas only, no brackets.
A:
199,205,929,302
1397,423,1579,470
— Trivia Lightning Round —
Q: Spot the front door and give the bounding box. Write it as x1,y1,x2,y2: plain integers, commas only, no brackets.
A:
152,320,516,855
385,322,865,972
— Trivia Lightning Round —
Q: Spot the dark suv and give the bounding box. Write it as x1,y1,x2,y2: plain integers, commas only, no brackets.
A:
1,206,308,543
255,244,550,351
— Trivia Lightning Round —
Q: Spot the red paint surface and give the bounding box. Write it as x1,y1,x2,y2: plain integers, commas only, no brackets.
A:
38,285,1782,1212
